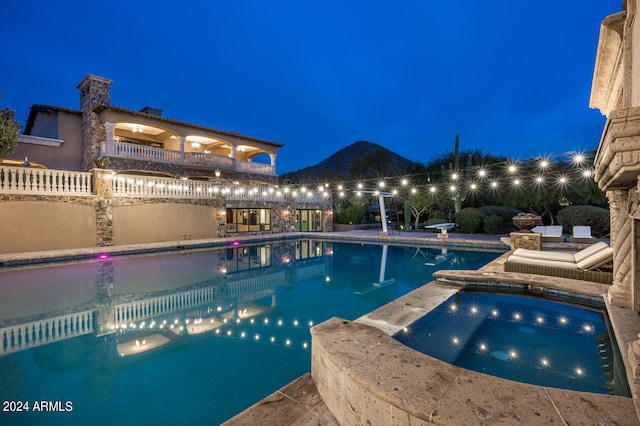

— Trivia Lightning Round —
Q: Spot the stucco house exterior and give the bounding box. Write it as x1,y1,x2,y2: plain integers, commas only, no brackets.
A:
12,74,282,183
0,75,332,254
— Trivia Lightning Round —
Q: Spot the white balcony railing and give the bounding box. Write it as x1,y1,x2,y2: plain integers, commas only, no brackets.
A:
102,141,275,176
0,166,93,196
1,310,96,355
110,141,182,163
111,173,327,202
0,166,328,203
184,151,235,169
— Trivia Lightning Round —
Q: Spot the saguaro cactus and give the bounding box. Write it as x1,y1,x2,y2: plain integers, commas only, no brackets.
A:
443,134,472,213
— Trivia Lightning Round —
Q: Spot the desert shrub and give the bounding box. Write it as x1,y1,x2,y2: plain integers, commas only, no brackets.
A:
556,205,610,237
478,206,521,223
483,214,503,234
456,207,486,233
335,203,366,224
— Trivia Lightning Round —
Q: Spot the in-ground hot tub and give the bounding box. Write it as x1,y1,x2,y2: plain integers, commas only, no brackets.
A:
394,290,630,395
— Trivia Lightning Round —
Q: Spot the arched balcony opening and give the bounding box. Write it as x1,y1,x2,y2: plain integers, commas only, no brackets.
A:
102,122,277,176
186,135,232,155
234,145,276,175
236,145,272,164
114,122,178,149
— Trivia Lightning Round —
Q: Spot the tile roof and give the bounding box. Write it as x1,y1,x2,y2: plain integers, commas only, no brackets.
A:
24,103,284,148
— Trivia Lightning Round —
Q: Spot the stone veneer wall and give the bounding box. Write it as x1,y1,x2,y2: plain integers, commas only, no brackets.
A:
509,232,542,251
78,75,112,172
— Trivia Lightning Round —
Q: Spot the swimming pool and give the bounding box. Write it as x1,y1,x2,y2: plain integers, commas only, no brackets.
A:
0,239,500,425
394,291,630,396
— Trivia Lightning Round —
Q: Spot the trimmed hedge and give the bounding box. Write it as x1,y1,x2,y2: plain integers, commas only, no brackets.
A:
456,207,486,233
478,206,522,224
483,214,503,234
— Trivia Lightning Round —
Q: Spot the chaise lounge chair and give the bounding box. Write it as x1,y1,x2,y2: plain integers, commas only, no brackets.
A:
570,226,597,244
503,241,613,284
531,225,565,242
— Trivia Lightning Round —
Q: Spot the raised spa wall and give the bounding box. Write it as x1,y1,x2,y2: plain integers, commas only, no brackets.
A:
311,280,640,425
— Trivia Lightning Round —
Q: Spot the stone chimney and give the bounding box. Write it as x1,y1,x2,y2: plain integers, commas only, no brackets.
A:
77,74,112,171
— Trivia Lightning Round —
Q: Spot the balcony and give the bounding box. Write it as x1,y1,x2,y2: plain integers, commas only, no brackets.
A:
101,141,276,176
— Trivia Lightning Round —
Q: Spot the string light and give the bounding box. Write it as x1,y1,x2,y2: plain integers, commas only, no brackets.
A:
113,149,598,205
277,150,596,199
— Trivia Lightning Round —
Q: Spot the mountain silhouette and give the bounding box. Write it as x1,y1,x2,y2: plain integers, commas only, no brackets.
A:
281,141,418,182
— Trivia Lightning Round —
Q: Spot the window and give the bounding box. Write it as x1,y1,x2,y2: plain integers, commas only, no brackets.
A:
226,208,271,232
296,209,323,232
296,240,324,260
223,245,272,273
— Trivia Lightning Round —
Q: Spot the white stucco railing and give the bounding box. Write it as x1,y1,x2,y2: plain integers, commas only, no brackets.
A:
111,173,288,201
112,175,224,199
235,160,274,175
103,141,275,175
184,151,236,169
113,287,219,327
1,310,96,355
110,141,182,163
0,166,93,196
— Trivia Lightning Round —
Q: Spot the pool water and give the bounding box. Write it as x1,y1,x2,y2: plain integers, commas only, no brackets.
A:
394,291,630,396
0,239,500,425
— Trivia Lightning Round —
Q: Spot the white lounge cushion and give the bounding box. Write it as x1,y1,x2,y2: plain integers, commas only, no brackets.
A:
531,225,563,237
576,247,614,270
512,242,609,264
545,226,563,237
511,248,575,263
506,255,578,269
572,242,609,263
573,226,593,238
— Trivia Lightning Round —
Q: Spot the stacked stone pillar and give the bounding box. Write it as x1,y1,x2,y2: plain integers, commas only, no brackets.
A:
93,168,114,247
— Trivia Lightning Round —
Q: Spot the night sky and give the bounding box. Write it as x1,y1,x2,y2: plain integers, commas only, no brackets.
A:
0,1,620,173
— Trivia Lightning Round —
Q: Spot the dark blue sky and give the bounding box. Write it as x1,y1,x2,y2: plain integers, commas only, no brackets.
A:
0,1,620,174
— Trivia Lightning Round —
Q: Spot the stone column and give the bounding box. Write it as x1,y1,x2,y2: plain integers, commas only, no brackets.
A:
95,258,115,336
77,75,112,172
607,189,633,308
178,136,185,162
104,122,115,155
93,169,114,247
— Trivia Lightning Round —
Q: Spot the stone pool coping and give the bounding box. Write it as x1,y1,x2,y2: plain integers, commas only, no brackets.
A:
313,273,640,425
312,315,638,425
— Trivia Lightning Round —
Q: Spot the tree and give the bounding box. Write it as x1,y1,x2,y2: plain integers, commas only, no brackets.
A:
395,184,434,229
0,107,21,157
